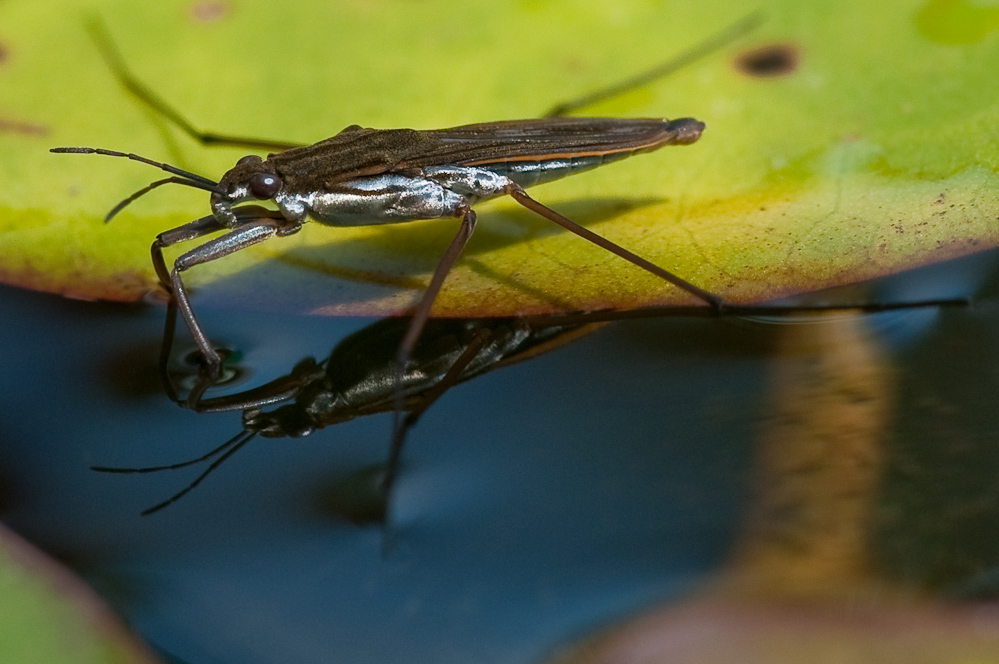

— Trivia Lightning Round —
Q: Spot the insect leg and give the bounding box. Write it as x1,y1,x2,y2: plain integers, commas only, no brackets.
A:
152,206,283,290
382,325,493,495
546,11,763,117
167,217,289,376
506,184,724,309
158,298,185,403
396,207,479,367
89,21,303,151
151,214,227,289
389,207,479,473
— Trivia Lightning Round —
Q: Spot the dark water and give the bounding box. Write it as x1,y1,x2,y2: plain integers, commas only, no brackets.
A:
1,250,998,663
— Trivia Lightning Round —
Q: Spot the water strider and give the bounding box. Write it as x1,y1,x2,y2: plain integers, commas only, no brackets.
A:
53,116,713,369
51,15,768,382
54,114,714,373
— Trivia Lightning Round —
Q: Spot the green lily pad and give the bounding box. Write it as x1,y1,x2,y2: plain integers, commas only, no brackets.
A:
1,0,997,316
0,522,159,663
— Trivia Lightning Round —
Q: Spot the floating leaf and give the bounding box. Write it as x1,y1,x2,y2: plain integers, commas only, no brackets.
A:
1,0,997,316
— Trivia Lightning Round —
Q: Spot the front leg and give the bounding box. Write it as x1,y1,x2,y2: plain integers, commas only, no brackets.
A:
151,214,227,290
168,216,294,377
151,205,282,291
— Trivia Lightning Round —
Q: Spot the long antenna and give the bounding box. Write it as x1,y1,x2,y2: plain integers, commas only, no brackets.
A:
93,429,257,515
50,146,218,187
50,146,222,219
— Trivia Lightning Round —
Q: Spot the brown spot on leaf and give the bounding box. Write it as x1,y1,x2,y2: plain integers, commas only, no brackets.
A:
736,43,800,77
189,1,230,22
0,117,48,136
0,42,8,65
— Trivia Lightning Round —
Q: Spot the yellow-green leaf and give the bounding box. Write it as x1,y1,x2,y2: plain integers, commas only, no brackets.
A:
1,0,997,316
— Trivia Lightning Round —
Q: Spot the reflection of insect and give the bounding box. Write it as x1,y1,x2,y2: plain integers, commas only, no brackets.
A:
96,312,599,516
93,293,964,516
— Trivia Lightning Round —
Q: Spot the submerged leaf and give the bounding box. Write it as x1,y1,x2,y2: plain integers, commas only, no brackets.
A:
1,0,997,315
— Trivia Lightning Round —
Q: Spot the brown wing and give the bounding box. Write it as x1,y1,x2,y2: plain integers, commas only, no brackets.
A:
269,118,703,190
427,117,703,166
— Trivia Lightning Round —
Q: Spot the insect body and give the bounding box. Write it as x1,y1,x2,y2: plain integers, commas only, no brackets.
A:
213,119,706,227
54,116,716,378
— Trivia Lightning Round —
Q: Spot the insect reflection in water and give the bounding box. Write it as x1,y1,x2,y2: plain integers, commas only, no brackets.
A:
95,309,599,516
94,295,962,516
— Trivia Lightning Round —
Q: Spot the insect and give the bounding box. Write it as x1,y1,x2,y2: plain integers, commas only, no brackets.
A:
95,311,599,516
48,15,773,387
53,115,716,375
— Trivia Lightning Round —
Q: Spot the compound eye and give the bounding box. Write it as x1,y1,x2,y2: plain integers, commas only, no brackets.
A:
248,172,282,199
